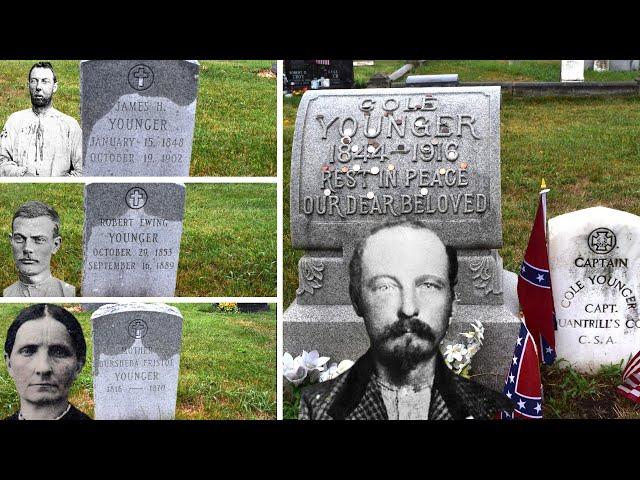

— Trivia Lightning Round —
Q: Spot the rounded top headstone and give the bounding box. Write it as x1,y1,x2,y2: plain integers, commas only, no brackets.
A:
91,303,183,319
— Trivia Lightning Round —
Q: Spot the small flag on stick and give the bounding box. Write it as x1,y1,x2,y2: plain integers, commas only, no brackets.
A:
517,180,557,364
501,321,543,419
616,351,640,403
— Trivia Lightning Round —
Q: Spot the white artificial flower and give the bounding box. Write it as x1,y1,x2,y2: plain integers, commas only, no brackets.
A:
283,352,308,385
466,343,480,358
471,320,485,343
319,363,339,382
336,359,354,374
301,350,330,372
283,352,294,371
443,344,468,364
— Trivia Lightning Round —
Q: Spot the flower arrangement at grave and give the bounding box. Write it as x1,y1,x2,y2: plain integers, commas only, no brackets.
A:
441,320,485,377
282,350,354,386
216,302,239,313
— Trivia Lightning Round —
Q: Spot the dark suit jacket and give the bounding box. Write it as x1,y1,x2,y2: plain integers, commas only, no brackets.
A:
299,350,514,420
4,404,92,421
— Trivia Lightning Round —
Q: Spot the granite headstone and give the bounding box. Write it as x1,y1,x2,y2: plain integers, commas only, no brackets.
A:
82,183,185,296
284,60,354,90
593,60,610,72
284,87,520,391
549,206,640,372
237,303,270,313
81,60,199,176
92,303,183,419
586,60,640,72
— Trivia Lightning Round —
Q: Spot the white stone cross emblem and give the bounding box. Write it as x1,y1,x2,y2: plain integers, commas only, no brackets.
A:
128,64,154,91
128,319,148,339
125,187,148,209
134,66,149,88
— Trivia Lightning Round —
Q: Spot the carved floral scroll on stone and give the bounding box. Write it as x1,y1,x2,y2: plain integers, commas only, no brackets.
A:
296,258,325,296
469,256,503,296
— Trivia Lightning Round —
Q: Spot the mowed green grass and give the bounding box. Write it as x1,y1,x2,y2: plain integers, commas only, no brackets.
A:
0,60,276,177
284,94,640,305
0,303,276,419
177,184,277,297
352,60,640,87
0,183,276,297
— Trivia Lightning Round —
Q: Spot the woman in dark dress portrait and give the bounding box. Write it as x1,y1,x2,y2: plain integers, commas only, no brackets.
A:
3,304,90,420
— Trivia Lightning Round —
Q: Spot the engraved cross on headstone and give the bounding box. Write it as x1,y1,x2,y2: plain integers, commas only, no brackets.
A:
129,189,144,207
131,320,144,338
134,66,149,89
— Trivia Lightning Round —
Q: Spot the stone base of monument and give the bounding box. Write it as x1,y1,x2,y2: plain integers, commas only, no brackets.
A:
284,270,521,393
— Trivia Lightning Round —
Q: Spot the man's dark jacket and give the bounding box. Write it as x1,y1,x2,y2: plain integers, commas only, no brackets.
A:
299,350,514,420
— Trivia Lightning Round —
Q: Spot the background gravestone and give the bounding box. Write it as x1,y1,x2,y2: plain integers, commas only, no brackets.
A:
585,60,640,71
593,60,610,72
284,60,354,90
92,303,183,420
284,87,521,391
237,303,270,313
549,206,640,372
82,183,185,296
81,60,199,176
561,60,585,82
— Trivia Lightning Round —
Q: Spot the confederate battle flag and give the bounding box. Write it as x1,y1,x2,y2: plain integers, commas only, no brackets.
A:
517,183,557,365
501,321,543,419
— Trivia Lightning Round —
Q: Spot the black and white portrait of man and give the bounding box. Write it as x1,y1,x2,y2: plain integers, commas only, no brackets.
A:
0,61,82,177
299,219,513,420
4,200,76,297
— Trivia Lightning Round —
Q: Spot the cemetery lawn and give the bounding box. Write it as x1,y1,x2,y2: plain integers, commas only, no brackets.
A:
541,362,640,419
352,60,640,87
283,93,640,418
178,184,277,297
0,60,276,177
0,303,276,420
0,183,276,297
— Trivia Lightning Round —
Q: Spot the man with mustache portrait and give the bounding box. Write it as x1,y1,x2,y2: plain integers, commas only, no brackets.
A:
299,219,513,420
3,201,76,297
0,61,82,177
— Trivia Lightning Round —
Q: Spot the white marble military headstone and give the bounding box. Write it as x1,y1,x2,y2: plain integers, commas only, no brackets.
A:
92,303,183,419
549,207,640,372
561,60,585,82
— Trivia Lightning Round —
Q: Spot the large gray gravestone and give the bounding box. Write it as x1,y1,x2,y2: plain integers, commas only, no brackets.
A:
284,87,520,391
81,60,199,176
549,207,640,372
92,303,183,419
82,183,185,296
